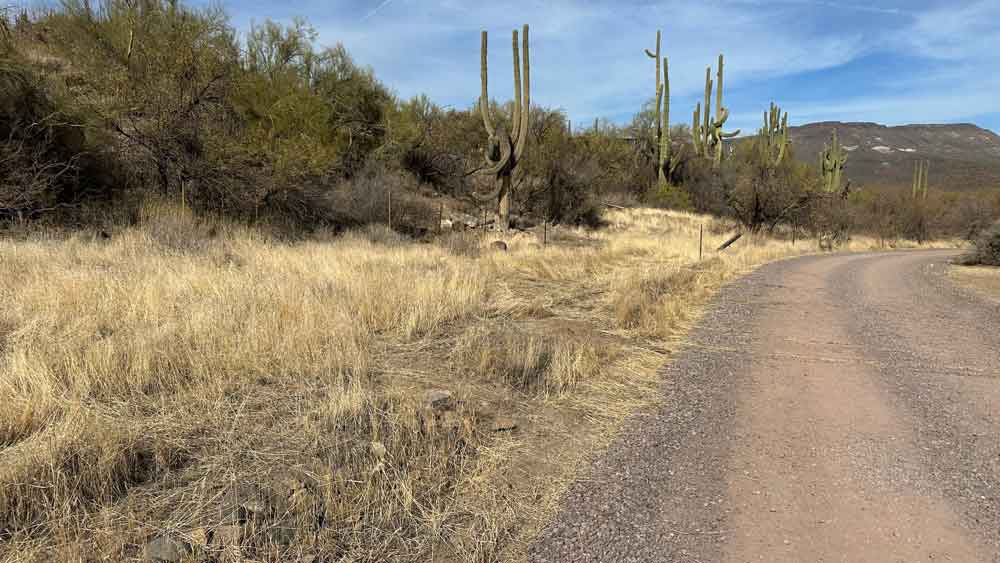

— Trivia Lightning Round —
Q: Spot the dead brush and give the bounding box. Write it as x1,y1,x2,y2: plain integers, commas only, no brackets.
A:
0,406,188,540
436,230,483,258
613,258,725,336
454,324,600,395
180,386,482,563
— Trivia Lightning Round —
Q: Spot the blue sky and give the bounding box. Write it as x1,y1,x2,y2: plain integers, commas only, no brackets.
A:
202,0,1000,135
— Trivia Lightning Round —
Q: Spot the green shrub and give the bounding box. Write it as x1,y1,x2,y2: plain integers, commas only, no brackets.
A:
961,220,1000,266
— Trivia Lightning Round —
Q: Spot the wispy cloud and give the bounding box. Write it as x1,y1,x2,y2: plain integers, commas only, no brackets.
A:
360,0,395,22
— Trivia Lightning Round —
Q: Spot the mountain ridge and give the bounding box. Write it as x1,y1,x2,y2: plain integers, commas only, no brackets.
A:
783,121,1000,192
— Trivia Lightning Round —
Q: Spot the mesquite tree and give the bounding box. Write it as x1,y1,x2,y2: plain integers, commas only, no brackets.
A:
474,24,530,231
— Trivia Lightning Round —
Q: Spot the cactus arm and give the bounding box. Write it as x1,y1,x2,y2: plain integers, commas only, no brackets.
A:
721,129,741,138
510,29,522,148
775,111,788,164
692,103,702,154
480,31,495,138
663,56,670,144
655,82,663,151
469,178,504,203
653,31,661,90
514,24,530,162
714,106,730,127
716,54,724,128
481,128,512,171
923,160,930,199
660,56,670,182
703,68,712,156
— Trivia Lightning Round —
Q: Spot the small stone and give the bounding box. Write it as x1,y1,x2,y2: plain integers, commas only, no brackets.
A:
424,389,454,410
490,240,508,251
144,536,191,562
492,417,518,432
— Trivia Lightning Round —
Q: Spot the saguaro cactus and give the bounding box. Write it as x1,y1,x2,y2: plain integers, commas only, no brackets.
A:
820,129,848,194
912,159,929,199
644,31,680,184
474,25,530,231
759,102,789,168
692,54,740,168
645,31,664,183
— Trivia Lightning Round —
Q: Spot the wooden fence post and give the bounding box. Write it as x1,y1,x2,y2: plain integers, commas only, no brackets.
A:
699,224,703,261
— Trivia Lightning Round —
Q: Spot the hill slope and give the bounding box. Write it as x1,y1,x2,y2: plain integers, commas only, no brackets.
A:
787,122,1000,192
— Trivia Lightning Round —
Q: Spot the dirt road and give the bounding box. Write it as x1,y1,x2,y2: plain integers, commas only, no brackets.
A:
529,250,1000,562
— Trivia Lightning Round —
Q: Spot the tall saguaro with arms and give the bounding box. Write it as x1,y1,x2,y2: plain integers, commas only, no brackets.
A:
645,30,682,185
474,24,530,232
692,54,740,168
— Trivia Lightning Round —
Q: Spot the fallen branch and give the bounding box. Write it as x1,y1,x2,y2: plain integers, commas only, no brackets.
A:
717,232,743,252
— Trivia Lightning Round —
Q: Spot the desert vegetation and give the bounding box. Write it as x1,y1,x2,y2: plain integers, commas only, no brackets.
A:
0,2,992,562
958,219,1000,266
2,202,931,562
2,6,996,240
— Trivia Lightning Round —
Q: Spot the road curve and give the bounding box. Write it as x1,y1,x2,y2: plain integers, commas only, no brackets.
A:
529,250,1000,563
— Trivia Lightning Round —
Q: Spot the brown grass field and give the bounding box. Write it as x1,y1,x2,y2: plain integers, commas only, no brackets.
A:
0,203,957,562
950,264,1000,302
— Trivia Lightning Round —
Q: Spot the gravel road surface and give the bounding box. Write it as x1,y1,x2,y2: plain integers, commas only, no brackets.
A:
529,250,1000,562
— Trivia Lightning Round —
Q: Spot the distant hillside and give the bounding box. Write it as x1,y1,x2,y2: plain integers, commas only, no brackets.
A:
786,122,1000,192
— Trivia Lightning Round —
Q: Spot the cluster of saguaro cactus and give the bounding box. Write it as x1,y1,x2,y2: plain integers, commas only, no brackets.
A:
758,102,789,168
644,31,682,184
692,54,740,168
912,160,930,199
820,129,847,193
474,24,530,231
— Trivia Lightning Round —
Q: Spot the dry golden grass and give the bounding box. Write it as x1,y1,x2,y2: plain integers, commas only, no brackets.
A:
950,265,1000,301
0,202,958,562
